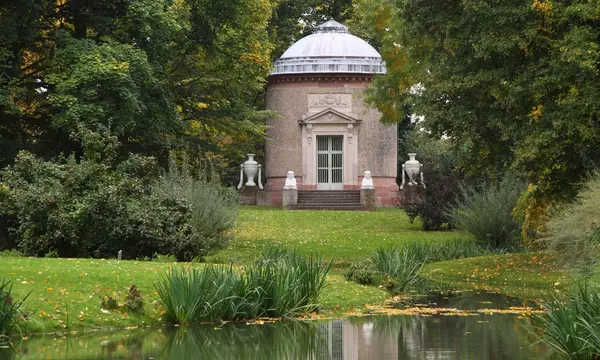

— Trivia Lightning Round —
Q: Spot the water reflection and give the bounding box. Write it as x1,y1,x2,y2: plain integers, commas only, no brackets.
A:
5,293,558,359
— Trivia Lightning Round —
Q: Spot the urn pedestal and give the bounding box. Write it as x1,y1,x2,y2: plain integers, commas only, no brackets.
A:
401,153,425,190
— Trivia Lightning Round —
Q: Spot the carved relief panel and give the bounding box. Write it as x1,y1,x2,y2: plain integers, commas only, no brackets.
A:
308,94,352,112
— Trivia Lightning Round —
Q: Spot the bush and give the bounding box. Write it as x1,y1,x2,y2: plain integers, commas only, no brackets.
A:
343,261,378,285
154,159,239,252
0,151,200,260
403,165,461,230
447,178,524,250
538,175,600,269
400,130,462,230
0,130,239,261
534,285,600,359
155,251,331,323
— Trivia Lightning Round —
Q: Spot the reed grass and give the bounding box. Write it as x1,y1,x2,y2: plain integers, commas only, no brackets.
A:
403,238,503,264
370,246,424,293
155,251,331,324
534,285,600,359
0,279,29,345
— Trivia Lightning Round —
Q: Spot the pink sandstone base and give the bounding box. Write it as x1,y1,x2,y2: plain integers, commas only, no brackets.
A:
260,176,400,208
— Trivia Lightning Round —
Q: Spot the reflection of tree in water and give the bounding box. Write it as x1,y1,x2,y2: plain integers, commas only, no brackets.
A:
5,313,556,359
161,320,331,360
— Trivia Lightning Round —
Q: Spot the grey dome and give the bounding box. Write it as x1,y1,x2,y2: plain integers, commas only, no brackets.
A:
272,20,386,75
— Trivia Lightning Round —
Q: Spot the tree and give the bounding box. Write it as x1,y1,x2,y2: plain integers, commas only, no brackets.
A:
269,0,354,59
0,0,275,169
355,0,600,231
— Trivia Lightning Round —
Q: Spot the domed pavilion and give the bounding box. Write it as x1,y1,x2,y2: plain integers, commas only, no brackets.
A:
263,20,398,207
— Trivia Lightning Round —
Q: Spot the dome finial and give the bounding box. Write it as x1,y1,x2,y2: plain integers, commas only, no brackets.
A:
315,19,348,33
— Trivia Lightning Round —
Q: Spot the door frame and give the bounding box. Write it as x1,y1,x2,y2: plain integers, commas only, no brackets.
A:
316,135,344,190
299,108,360,190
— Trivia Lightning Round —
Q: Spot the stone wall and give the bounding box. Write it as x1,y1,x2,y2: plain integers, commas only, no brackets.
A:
264,74,399,207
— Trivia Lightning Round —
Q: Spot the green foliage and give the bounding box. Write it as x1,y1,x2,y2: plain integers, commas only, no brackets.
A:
345,239,495,291
534,285,600,359
0,132,239,261
447,179,524,250
155,252,331,323
0,250,20,258
343,261,378,285
0,0,275,172
403,166,461,230
355,0,600,209
124,284,143,313
47,34,180,140
402,238,495,264
0,279,29,342
153,157,239,254
0,150,193,259
369,246,424,294
539,175,600,269
400,130,462,230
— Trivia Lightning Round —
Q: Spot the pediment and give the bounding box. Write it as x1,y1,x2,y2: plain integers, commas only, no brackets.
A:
299,108,360,124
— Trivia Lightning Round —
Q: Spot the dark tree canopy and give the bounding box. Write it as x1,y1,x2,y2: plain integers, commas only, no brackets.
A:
355,0,600,218
0,0,274,169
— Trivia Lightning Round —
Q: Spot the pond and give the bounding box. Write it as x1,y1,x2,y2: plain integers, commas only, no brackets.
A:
2,292,558,359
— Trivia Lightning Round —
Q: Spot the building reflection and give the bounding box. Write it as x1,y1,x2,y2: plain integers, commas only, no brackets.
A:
313,314,553,360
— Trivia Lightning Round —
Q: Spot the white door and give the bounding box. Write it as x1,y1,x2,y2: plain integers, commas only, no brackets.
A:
317,136,343,190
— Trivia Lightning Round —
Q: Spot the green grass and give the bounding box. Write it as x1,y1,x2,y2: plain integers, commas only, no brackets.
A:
1,207,580,334
0,257,386,334
206,207,460,265
319,269,387,312
421,253,570,300
1,257,172,334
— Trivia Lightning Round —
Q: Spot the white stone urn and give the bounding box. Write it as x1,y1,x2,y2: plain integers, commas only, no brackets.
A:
401,153,425,189
237,154,263,190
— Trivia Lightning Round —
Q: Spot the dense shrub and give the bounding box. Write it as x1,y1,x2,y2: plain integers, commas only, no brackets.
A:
155,251,331,323
0,141,238,260
0,151,196,259
154,159,239,252
538,175,600,268
402,165,461,231
447,178,524,250
343,261,378,285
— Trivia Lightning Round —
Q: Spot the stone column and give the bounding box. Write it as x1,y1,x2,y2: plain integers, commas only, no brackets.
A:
240,187,258,205
282,189,298,210
361,189,376,210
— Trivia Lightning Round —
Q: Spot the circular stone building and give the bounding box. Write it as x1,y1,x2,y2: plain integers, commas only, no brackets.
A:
264,20,398,207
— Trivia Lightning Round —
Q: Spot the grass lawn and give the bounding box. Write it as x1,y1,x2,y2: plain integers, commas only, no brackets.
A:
206,206,460,266
421,252,570,300
1,256,387,334
2,206,575,335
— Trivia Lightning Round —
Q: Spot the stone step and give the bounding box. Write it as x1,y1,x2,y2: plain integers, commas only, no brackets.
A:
291,204,368,211
294,190,363,210
296,200,362,204
298,190,360,194
298,196,360,201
